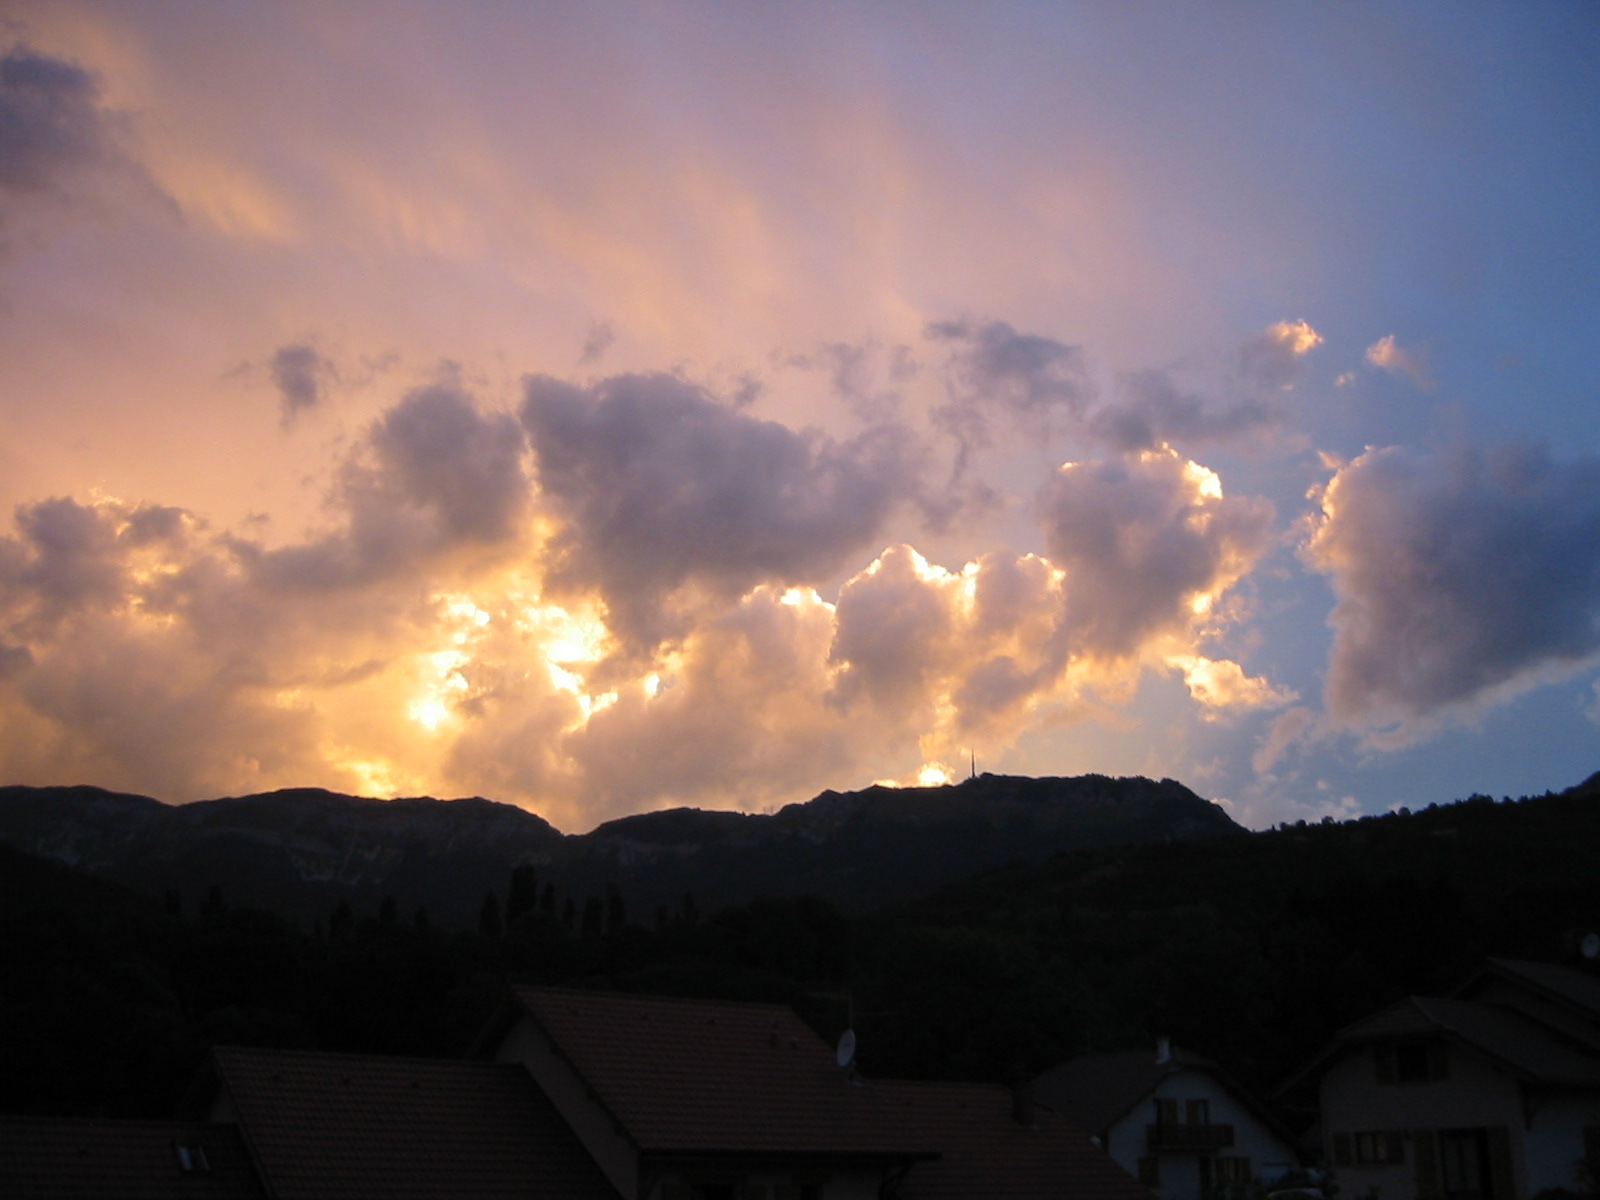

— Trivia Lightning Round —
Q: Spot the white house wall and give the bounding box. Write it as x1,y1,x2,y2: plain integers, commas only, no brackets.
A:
1104,1067,1299,1200
1320,1045,1527,1200
1522,1092,1600,1196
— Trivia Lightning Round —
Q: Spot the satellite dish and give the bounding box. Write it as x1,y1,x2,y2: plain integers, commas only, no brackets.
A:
1582,932,1600,960
836,1029,857,1069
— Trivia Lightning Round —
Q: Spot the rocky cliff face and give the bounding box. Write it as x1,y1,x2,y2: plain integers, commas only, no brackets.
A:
0,773,1240,925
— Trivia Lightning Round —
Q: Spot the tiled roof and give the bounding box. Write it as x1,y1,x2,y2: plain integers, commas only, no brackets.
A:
1032,1048,1213,1136
1336,996,1600,1086
209,1046,619,1200
877,1082,1152,1200
0,1115,263,1200
1478,958,1600,1021
510,987,941,1159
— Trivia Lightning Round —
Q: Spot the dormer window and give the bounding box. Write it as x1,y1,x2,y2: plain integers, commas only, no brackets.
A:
1375,1041,1447,1084
174,1142,210,1172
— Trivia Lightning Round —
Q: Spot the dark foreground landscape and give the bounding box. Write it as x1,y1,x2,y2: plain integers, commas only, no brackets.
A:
2,770,1598,1123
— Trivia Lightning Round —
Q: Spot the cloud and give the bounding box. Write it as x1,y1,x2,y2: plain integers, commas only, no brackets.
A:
1085,369,1273,453
0,493,339,798
544,586,856,824
521,371,920,650
1084,320,1321,453
1238,319,1323,392
1168,654,1297,715
0,45,117,198
0,378,1286,822
1365,333,1434,390
789,338,918,424
268,342,336,424
1303,441,1600,741
926,318,1094,461
824,449,1282,764
1037,449,1276,660
827,545,1071,745
579,321,615,366
0,495,129,626
1252,704,1318,775
259,382,531,591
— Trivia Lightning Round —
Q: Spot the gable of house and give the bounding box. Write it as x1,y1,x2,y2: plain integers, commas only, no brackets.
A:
1034,1046,1299,1200
1313,976,1600,1200
201,1045,620,1200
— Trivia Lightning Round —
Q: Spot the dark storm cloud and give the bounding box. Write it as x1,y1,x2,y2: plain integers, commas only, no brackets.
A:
926,318,1094,462
0,46,107,195
1305,442,1600,736
0,497,195,636
259,383,529,590
1037,451,1274,659
269,342,335,424
1086,369,1277,453
927,318,1093,416
366,383,528,543
521,371,920,647
1082,322,1318,453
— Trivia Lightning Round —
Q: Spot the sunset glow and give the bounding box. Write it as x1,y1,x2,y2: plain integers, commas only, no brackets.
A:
2,2,1597,831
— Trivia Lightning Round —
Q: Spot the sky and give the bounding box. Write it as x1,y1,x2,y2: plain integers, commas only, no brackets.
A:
1,1,1597,833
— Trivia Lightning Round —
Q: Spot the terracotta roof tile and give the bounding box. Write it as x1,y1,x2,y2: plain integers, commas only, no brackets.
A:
511,987,939,1159
1336,996,1600,1086
1033,1048,1211,1136
877,1082,1152,1200
0,1116,263,1200
210,1046,618,1200
1479,958,1600,1021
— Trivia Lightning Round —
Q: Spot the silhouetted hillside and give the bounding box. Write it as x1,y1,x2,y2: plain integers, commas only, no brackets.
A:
5,770,1597,1124
0,773,1237,925
845,772,1600,1091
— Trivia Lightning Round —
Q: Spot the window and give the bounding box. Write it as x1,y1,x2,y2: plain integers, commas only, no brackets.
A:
1216,1157,1252,1184
173,1143,210,1173
1375,1041,1448,1084
1333,1131,1405,1166
1154,1097,1180,1126
1356,1132,1406,1164
1187,1099,1212,1125
1438,1129,1490,1200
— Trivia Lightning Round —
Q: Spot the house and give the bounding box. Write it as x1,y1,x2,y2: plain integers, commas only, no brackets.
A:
185,1045,621,1199
0,1114,265,1199
484,984,1152,1200
3,985,1154,1200
873,1079,1159,1200
1033,1041,1302,1200
1299,958,1600,1200
2,1049,620,1200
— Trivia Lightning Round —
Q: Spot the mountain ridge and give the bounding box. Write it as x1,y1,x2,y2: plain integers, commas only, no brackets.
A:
0,772,1237,925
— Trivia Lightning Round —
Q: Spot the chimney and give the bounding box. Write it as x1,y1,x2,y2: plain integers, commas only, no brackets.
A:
1156,1036,1173,1065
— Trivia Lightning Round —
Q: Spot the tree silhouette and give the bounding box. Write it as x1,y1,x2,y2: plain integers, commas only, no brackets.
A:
507,864,539,926
605,882,627,933
478,890,502,936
